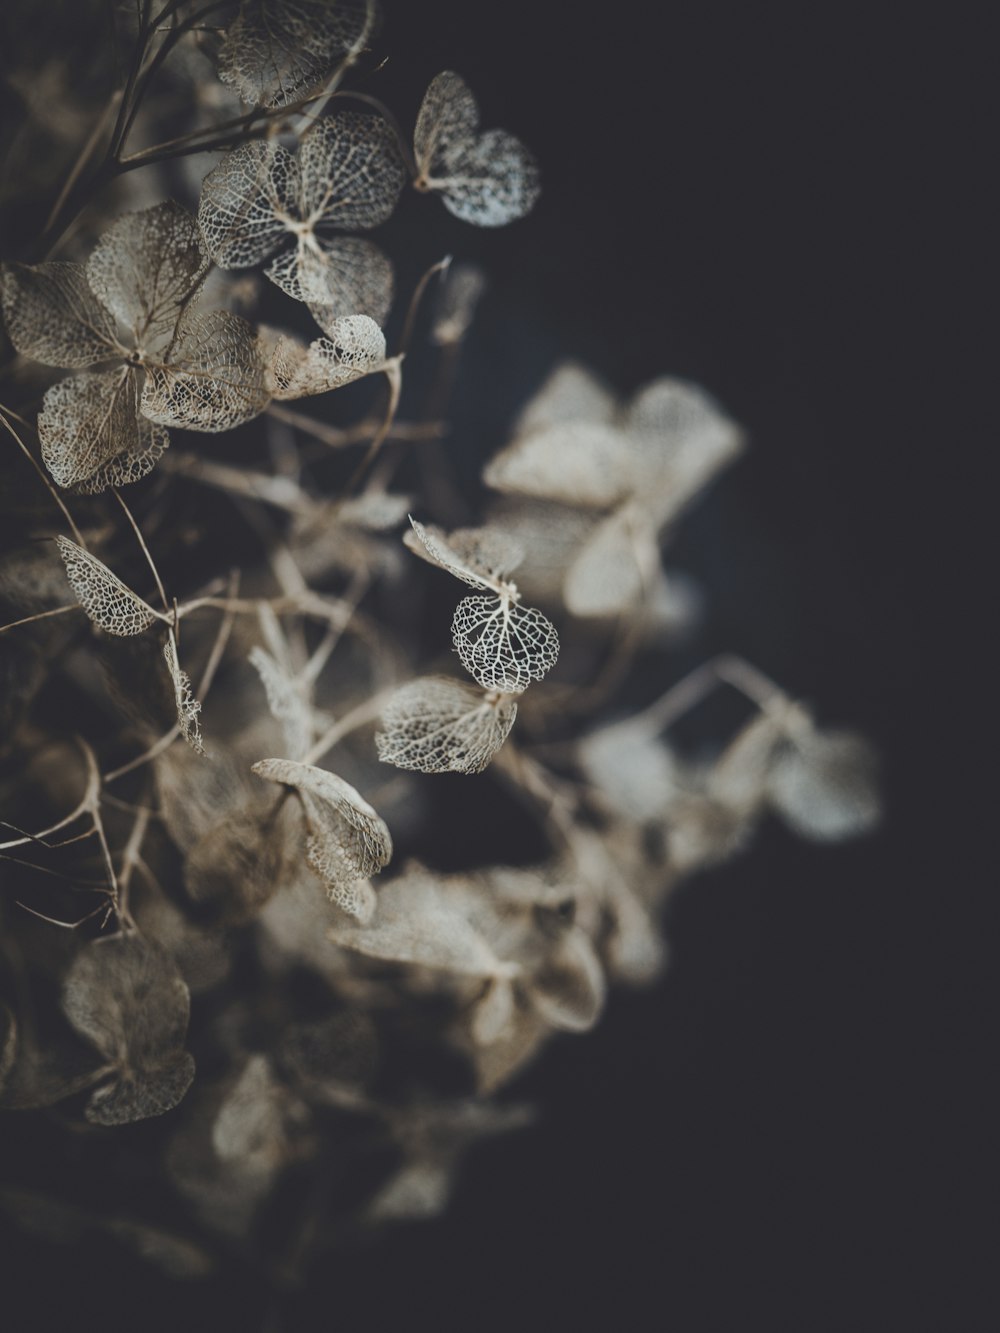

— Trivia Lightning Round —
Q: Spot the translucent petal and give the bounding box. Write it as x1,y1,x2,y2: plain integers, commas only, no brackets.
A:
512,361,617,436
55,535,158,636
62,934,195,1126
375,676,517,774
141,308,270,431
708,708,791,814
252,757,392,916
38,365,141,489
305,237,394,325
73,415,170,495
86,201,209,348
578,719,681,822
563,504,659,617
624,378,745,525
198,139,300,270
267,314,385,399
299,110,405,231
164,632,205,753
483,420,635,507
405,517,522,592
249,644,312,759
415,73,539,226
338,489,411,531
1,261,117,367
327,867,511,976
484,497,596,602
451,594,559,694
218,0,380,109
767,728,881,841
527,925,605,1032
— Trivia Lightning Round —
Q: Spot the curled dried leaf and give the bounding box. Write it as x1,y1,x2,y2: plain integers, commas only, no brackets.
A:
405,517,523,592
252,757,391,918
375,676,517,774
414,71,540,226
267,314,386,399
56,536,159,636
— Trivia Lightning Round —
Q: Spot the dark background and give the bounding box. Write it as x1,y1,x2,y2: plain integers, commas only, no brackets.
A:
1,2,989,1329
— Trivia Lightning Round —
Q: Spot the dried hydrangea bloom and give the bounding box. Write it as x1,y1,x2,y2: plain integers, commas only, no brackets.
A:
766,723,881,841
62,934,196,1126
3,202,269,490
405,517,559,693
375,675,517,774
252,757,392,920
263,314,387,399
218,0,380,109
198,111,404,321
55,536,160,636
413,71,540,226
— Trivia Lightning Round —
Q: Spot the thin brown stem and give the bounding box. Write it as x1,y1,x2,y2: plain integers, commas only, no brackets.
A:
0,407,87,547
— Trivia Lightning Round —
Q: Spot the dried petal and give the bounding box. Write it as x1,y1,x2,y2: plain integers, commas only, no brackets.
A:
62,934,195,1125
86,201,209,349
304,236,394,325
56,536,159,636
218,0,380,109
1,261,117,367
252,757,392,916
484,420,636,508
376,676,517,774
414,71,539,226
268,314,386,398
451,594,559,694
767,727,881,841
249,645,312,758
198,139,300,270
142,308,270,431
513,361,617,436
563,504,659,617
405,517,522,592
578,719,681,822
73,415,170,495
299,110,405,232
527,925,605,1032
38,365,142,489
164,632,205,753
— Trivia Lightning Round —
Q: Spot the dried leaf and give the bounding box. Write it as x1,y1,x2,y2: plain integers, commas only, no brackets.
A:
484,421,635,508
451,594,559,694
252,757,391,917
375,676,517,774
164,632,205,753
304,236,394,325
578,719,681,822
1,260,117,367
414,71,540,226
38,365,142,489
142,308,270,431
299,110,405,232
55,536,159,636
85,201,209,349
767,727,881,841
62,934,195,1125
73,415,170,495
218,0,380,109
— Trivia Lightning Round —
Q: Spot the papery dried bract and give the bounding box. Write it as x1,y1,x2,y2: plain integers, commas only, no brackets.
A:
1,261,117,367
56,536,158,636
414,72,540,226
767,727,881,841
39,366,142,489
267,315,385,399
405,517,523,592
198,140,299,269
62,934,195,1125
579,718,680,822
218,0,380,109
451,595,559,694
142,308,270,431
252,757,391,919
375,676,517,774
86,201,209,347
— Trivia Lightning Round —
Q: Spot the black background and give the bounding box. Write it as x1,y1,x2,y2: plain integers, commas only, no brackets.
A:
1,2,989,1330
